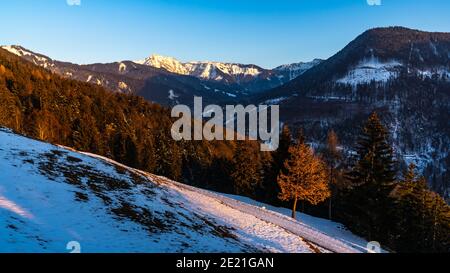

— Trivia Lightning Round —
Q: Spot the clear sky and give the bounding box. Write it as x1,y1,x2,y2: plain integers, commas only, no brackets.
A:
1,0,449,68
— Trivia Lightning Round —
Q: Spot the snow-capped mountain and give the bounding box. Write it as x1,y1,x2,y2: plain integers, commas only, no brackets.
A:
258,27,450,201
136,54,321,93
0,127,370,253
136,54,191,75
136,54,265,80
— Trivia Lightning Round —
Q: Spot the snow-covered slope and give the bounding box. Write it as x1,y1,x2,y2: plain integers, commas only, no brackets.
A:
336,57,403,86
1,45,54,69
0,127,369,253
335,56,449,86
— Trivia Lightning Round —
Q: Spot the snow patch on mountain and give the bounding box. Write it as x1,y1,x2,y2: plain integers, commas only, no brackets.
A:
118,81,130,92
168,89,179,101
1,45,52,67
336,58,403,86
264,96,289,105
119,62,127,73
2,45,36,58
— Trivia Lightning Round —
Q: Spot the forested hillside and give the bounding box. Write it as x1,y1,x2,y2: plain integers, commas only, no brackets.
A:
0,47,269,190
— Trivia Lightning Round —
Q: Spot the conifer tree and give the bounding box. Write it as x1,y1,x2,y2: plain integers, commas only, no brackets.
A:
230,141,262,197
391,163,450,252
323,129,342,220
274,125,292,173
277,142,330,219
345,112,397,241
263,125,292,203
153,129,182,180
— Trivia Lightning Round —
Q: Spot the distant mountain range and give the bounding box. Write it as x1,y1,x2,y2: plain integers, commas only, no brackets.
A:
0,45,321,106
136,54,322,93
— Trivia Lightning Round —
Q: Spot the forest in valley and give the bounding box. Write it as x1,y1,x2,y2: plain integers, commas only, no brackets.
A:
0,48,449,252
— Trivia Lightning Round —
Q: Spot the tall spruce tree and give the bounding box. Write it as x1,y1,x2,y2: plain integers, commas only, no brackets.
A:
390,164,427,251
346,112,397,241
230,141,262,197
391,164,450,252
263,125,293,203
323,129,342,220
274,125,292,173
153,129,182,180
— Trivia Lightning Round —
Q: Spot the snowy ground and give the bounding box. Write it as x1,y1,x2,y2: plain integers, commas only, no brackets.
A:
217,194,373,253
0,128,370,253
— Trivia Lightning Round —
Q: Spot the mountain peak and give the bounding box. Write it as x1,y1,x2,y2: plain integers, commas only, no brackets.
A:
135,54,189,75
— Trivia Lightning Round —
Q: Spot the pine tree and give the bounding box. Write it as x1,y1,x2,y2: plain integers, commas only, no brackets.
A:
209,157,233,193
323,129,342,220
345,112,397,241
295,128,306,146
390,164,427,250
230,141,262,197
391,164,450,252
153,129,182,180
277,142,330,220
111,132,139,168
274,125,292,173
263,125,292,203
402,163,419,184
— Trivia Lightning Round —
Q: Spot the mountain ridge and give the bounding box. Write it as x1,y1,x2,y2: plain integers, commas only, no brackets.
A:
262,26,450,98
1,45,322,100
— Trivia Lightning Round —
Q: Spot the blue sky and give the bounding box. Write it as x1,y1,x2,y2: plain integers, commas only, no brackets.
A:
1,0,449,68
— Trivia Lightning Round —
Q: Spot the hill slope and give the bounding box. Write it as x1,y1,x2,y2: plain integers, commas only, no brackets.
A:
0,127,367,253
